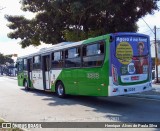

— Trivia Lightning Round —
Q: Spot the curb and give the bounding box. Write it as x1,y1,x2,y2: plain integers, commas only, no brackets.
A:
3,76,17,80
8,77,17,80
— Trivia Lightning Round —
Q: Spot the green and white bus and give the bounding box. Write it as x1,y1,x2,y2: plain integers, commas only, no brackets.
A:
16,32,152,97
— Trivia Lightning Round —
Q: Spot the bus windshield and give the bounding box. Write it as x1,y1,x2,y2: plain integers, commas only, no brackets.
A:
113,35,150,84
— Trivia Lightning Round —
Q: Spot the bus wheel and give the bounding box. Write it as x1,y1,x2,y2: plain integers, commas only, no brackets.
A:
56,82,65,98
24,80,30,91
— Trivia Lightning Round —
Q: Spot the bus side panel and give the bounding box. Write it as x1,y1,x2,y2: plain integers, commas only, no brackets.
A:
32,70,44,90
50,69,79,95
17,72,24,86
17,71,28,86
99,38,110,96
53,66,109,97
50,69,62,92
61,35,110,96
77,67,107,96
61,69,79,95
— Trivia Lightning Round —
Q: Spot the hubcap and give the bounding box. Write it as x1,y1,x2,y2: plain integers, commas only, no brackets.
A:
58,84,63,96
25,82,27,88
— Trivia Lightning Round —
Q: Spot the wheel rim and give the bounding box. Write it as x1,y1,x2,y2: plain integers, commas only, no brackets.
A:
25,81,28,88
57,84,63,96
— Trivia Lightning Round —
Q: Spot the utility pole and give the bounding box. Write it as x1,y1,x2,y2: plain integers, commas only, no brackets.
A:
154,26,159,83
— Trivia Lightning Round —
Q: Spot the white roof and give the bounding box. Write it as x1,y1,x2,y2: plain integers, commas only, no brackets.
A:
18,41,84,59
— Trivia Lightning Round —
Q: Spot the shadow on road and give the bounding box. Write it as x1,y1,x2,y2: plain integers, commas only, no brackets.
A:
20,88,160,123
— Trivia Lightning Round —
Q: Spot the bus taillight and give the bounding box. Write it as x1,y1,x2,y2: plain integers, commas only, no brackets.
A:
112,65,118,85
113,88,118,92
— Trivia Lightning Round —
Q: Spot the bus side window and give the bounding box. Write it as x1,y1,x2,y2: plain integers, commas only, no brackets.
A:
51,51,63,68
82,41,105,67
17,59,23,72
83,46,86,57
65,47,81,68
33,56,41,70
23,59,27,71
29,59,33,71
99,42,104,54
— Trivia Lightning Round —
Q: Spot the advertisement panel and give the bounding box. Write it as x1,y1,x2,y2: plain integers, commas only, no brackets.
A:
112,35,149,84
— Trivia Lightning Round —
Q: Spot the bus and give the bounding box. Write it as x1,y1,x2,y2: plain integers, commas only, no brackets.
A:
16,32,152,97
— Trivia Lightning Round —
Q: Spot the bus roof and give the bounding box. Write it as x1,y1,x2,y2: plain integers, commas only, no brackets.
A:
17,32,149,60
17,40,85,59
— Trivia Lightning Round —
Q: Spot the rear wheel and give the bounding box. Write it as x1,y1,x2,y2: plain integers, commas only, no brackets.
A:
24,80,30,91
56,82,66,98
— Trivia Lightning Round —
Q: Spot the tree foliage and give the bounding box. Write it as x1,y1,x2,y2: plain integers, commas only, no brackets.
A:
6,0,159,48
0,53,14,65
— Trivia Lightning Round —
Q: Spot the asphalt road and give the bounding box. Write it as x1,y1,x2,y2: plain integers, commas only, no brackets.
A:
0,76,160,131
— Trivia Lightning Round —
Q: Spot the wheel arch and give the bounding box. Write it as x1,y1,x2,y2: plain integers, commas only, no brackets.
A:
55,80,63,91
55,80,66,98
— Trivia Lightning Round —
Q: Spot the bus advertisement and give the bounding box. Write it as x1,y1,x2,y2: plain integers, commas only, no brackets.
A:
16,32,152,97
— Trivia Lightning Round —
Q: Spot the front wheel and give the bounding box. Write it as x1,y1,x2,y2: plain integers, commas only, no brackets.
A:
56,82,66,98
24,80,30,91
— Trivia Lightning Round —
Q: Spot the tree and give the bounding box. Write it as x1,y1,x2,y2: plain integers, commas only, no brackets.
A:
5,0,159,48
0,53,14,65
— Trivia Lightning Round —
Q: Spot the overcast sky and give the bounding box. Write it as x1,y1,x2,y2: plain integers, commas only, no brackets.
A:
0,0,160,58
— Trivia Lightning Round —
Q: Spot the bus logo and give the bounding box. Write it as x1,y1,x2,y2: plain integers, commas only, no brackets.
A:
131,76,139,80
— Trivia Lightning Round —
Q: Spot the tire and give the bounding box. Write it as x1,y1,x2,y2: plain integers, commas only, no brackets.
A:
24,80,30,91
56,82,66,98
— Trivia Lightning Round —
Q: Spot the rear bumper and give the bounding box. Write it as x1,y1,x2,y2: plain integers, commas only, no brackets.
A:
108,77,152,96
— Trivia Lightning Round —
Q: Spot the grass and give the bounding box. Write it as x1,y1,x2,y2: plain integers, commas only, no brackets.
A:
0,118,4,122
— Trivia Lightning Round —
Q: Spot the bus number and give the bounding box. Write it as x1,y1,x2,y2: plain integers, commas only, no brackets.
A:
128,88,135,92
87,73,99,79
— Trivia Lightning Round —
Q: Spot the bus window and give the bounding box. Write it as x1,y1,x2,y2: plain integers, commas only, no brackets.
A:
51,51,63,68
17,59,23,72
30,59,33,71
33,55,41,70
82,41,105,67
65,47,81,68
23,59,27,70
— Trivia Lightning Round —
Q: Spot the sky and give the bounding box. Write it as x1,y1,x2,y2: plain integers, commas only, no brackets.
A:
0,0,52,60
0,0,160,60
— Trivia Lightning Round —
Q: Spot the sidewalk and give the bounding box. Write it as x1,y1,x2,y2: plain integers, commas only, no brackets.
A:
7,76,17,80
1,75,17,80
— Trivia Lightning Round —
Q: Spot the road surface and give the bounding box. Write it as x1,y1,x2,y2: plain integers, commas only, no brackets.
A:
0,76,160,131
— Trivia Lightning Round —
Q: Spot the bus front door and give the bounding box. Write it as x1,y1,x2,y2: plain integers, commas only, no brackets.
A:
42,55,51,90
27,58,32,88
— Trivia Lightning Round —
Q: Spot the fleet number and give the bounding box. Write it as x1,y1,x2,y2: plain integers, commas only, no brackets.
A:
128,88,135,92
87,73,99,79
